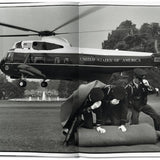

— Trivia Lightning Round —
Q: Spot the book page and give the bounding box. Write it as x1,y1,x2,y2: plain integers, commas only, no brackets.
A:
76,1,160,158
0,1,79,158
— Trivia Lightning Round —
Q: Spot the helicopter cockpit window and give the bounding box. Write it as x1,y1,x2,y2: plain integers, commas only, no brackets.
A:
6,52,14,62
32,41,63,50
15,42,22,48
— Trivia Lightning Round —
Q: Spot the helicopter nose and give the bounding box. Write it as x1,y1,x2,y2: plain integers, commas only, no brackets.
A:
0,58,6,70
0,60,2,69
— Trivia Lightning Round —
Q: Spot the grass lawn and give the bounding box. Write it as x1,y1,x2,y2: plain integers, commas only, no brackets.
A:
0,95,159,153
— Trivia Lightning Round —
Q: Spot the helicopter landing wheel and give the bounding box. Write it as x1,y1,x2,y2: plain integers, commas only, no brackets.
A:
41,81,48,87
19,80,27,87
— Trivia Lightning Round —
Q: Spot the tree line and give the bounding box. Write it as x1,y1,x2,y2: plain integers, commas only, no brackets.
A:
102,20,160,53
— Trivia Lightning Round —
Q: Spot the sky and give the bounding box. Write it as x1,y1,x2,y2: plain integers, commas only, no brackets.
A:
1,3,160,59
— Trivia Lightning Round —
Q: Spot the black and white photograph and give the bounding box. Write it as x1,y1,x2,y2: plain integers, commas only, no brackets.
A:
0,0,160,159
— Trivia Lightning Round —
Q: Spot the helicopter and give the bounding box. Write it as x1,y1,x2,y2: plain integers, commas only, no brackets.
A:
0,10,160,87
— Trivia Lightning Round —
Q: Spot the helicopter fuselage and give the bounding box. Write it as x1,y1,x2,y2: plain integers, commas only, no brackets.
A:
1,40,160,81
0,12,160,83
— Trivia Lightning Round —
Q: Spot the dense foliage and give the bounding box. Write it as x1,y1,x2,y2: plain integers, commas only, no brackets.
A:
102,20,160,88
102,20,160,53
0,74,25,100
58,80,83,98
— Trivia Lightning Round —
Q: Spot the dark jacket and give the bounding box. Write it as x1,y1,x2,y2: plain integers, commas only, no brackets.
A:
102,85,128,125
61,80,106,129
80,98,103,128
125,80,156,111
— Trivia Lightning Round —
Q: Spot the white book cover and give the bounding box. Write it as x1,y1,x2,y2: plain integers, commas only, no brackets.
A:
0,0,160,159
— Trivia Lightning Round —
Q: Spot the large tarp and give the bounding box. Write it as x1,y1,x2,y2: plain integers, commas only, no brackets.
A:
75,123,158,147
60,80,106,128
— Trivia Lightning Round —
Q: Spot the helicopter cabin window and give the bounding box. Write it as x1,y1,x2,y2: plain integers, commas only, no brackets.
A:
34,56,45,63
32,41,63,50
26,54,34,63
26,54,45,63
13,53,28,63
64,57,72,64
54,57,60,64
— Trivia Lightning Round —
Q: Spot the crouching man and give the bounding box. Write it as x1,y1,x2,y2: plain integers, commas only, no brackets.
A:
101,85,128,132
80,87,106,134
60,80,106,145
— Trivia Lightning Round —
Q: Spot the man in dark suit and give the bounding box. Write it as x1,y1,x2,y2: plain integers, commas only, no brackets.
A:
101,85,128,132
61,80,106,145
81,87,106,133
125,68,160,130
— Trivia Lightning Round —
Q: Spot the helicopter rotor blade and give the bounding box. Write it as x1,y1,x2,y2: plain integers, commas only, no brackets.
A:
0,22,39,33
53,6,104,32
0,34,39,37
55,30,107,35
